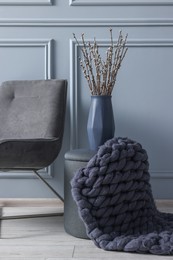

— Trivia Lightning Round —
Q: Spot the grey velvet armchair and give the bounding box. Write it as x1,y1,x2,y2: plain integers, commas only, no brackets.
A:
0,79,67,219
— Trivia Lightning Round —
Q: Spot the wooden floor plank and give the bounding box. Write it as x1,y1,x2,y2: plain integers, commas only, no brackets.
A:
0,245,74,258
0,258,44,260
0,198,63,207
1,207,63,216
0,199,172,259
73,246,170,260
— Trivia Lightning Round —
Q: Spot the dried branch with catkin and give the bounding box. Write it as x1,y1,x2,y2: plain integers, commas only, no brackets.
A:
73,29,128,96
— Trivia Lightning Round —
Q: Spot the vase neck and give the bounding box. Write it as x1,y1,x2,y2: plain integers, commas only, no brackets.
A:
91,95,112,98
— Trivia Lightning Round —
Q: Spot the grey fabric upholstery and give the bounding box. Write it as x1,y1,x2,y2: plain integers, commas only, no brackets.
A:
0,80,67,170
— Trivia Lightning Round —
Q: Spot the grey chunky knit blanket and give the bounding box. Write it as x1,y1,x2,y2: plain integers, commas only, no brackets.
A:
71,137,173,255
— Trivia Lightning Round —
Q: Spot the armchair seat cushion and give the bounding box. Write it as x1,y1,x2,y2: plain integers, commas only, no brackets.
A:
0,138,61,170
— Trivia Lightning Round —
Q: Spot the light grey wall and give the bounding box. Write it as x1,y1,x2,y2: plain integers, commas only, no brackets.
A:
0,0,172,198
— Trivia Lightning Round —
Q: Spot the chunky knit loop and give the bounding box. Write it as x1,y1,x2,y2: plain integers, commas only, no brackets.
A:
71,137,173,255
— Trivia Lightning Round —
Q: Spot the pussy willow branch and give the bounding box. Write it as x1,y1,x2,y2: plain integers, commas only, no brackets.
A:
93,39,101,95
108,32,128,95
73,29,128,96
81,33,97,94
107,28,113,93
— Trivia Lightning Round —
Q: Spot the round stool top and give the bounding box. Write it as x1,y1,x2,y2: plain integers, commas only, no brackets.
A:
65,149,96,162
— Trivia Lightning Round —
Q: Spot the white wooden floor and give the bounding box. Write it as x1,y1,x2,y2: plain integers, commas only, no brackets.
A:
0,199,172,260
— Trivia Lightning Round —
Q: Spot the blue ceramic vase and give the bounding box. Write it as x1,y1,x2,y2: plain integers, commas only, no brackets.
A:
87,95,115,151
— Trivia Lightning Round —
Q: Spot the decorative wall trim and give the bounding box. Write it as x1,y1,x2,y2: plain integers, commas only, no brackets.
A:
0,38,53,179
151,171,173,179
0,39,53,79
70,38,173,178
70,39,78,151
0,18,173,27
70,0,173,6
0,39,52,79
0,0,52,5
0,167,52,179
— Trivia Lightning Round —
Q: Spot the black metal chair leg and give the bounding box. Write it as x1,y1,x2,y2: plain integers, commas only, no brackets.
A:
33,170,64,202
0,171,64,220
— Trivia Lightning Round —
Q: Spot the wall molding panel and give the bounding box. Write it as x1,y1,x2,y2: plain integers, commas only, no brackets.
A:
150,171,173,179
0,18,173,27
0,38,53,179
0,0,172,196
0,0,52,5
70,0,173,6
0,39,52,79
0,167,52,179
70,38,173,179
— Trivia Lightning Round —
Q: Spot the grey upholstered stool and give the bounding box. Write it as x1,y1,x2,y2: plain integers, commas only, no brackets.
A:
64,149,95,239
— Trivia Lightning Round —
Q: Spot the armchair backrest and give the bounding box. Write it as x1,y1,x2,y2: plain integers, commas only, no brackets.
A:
0,80,67,140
